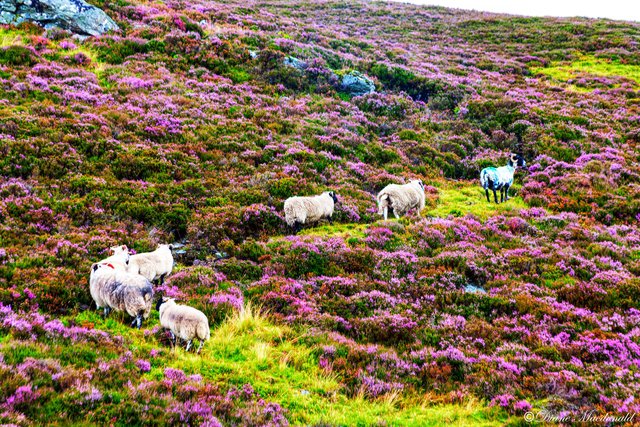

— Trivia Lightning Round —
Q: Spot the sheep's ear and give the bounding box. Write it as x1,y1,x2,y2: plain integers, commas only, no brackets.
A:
92,263,98,272
169,244,174,250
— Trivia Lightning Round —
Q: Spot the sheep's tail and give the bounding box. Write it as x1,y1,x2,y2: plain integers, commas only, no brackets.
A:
283,200,300,227
377,193,390,214
480,169,490,189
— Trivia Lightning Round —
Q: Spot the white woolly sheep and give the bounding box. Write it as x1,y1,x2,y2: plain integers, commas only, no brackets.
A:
126,244,174,285
89,263,154,328
98,245,130,271
157,298,210,353
480,153,526,203
284,191,338,233
377,180,425,220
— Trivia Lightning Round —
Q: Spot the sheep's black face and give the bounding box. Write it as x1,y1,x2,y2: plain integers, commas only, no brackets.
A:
329,191,338,204
514,154,526,168
155,298,165,311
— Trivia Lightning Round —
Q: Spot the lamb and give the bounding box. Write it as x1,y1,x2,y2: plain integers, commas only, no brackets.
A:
126,244,174,285
480,153,526,203
157,298,210,353
89,263,154,328
377,180,425,220
284,191,338,233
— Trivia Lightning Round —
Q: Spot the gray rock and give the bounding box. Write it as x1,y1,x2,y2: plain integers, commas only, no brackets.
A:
283,56,307,70
341,71,375,96
0,0,119,36
464,284,486,294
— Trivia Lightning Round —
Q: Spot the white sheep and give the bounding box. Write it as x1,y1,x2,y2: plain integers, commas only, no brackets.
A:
89,263,154,328
284,191,338,233
126,244,174,285
157,298,210,353
480,153,526,203
98,245,130,270
377,180,425,220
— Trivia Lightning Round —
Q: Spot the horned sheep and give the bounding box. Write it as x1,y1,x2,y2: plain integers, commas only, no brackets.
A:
480,153,526,203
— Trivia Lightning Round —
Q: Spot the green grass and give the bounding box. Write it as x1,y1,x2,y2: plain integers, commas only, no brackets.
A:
66,304,509,426
299,222,368,238
532,55,640,90
0,28,27,47
425,180,528,220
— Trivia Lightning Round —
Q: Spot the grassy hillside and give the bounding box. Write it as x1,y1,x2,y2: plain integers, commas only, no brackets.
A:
0,0,639,425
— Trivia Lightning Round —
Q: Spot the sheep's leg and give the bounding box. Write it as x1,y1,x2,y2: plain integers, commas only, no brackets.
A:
394,211,399,219
328,216,333,225
158,274,166,286
293,222,302,234
185,340,192,352
103,307,111,317
493,189,499,203
505,185,510,200
197,340,204,354
136,314,142,329
169,331,176,347
383,206,388,221
500,188,504,203
485,188,490,203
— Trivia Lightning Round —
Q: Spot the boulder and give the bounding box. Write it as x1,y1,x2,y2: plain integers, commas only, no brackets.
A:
341,71,375,96
0,0,119,36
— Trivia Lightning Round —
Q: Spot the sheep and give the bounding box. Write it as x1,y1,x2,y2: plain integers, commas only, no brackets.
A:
126,244,174,285
284,191,338,233
377,180,425,220
156,298,210,353
98,245,130,271
480,153,526,203
89,263,154,328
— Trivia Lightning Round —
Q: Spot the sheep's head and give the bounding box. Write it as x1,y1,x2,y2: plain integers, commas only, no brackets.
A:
510,153,526,168
91,262,115,273
157,243,174,251
156,296,175,311
109,245,128,255
328,191,338,204
412,179,424,189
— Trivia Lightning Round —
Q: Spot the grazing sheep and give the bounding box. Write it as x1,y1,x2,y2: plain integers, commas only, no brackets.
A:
89,263,154,328
377,180,425,220
126,244,174,285
284,191,338,233
99,245,130,270
157,298,210,353
480,153,526,203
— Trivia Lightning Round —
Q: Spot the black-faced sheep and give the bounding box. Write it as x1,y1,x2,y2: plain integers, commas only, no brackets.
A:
156,298,210,353
480,153,526,203
284,191,338,233
377,180,425,220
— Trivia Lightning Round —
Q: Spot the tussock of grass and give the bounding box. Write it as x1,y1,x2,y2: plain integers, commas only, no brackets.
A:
425,180,528,220
532,55,640,90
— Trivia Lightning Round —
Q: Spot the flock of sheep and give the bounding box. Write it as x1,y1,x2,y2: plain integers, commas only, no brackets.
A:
284,152,525,230
85,152,525,352
89,244,210,353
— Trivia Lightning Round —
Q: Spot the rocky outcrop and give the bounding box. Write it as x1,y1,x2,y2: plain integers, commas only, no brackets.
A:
0,0,119,36
341,71,375,96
